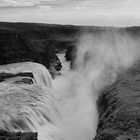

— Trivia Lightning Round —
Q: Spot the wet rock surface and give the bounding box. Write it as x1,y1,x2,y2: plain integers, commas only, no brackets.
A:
0,130,38,140
94,61,140,140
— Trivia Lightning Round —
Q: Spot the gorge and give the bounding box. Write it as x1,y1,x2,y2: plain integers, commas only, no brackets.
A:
0,22,140,140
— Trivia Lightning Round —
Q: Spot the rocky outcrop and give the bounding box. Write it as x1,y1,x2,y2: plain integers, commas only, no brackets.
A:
0,72,34,84
0,130,37,140
94,61,140,140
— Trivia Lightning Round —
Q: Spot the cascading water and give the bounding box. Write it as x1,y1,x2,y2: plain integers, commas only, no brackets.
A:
0,29,140,140
0,62,64,140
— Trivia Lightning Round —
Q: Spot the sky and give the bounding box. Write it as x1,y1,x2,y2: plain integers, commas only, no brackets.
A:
0,0,140,26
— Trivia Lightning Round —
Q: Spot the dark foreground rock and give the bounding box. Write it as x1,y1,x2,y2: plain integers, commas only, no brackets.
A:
0,130,37,140
94,61,140,140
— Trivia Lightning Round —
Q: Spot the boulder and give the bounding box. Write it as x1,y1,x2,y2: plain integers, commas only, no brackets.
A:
0,130,38,140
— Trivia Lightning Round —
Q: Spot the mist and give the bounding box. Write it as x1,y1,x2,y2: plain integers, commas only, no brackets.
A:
53,29,140,140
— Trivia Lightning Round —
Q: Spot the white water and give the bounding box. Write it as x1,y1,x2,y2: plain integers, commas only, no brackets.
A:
0,30,140,140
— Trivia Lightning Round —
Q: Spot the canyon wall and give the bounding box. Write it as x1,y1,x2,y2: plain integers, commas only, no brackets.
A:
94,61,140,140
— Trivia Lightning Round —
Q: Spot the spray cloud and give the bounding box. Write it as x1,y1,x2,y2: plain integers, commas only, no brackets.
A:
57,29,140,140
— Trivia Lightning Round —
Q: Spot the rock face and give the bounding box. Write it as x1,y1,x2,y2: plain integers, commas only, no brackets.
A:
94,61,140,140
0,130,38,140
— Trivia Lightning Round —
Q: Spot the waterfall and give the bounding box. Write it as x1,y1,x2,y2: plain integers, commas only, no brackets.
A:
0,62,64,140
0,29,140,140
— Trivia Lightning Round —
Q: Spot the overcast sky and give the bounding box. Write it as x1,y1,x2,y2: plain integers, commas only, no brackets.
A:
0,0,140,26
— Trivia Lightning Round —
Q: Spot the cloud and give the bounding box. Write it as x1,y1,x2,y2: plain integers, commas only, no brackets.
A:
0,0,124,8
0,0,140,26
0,0,40,7
0,0,68,8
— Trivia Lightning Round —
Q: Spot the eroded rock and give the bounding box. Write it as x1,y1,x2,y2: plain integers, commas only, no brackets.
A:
0,130,38,140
